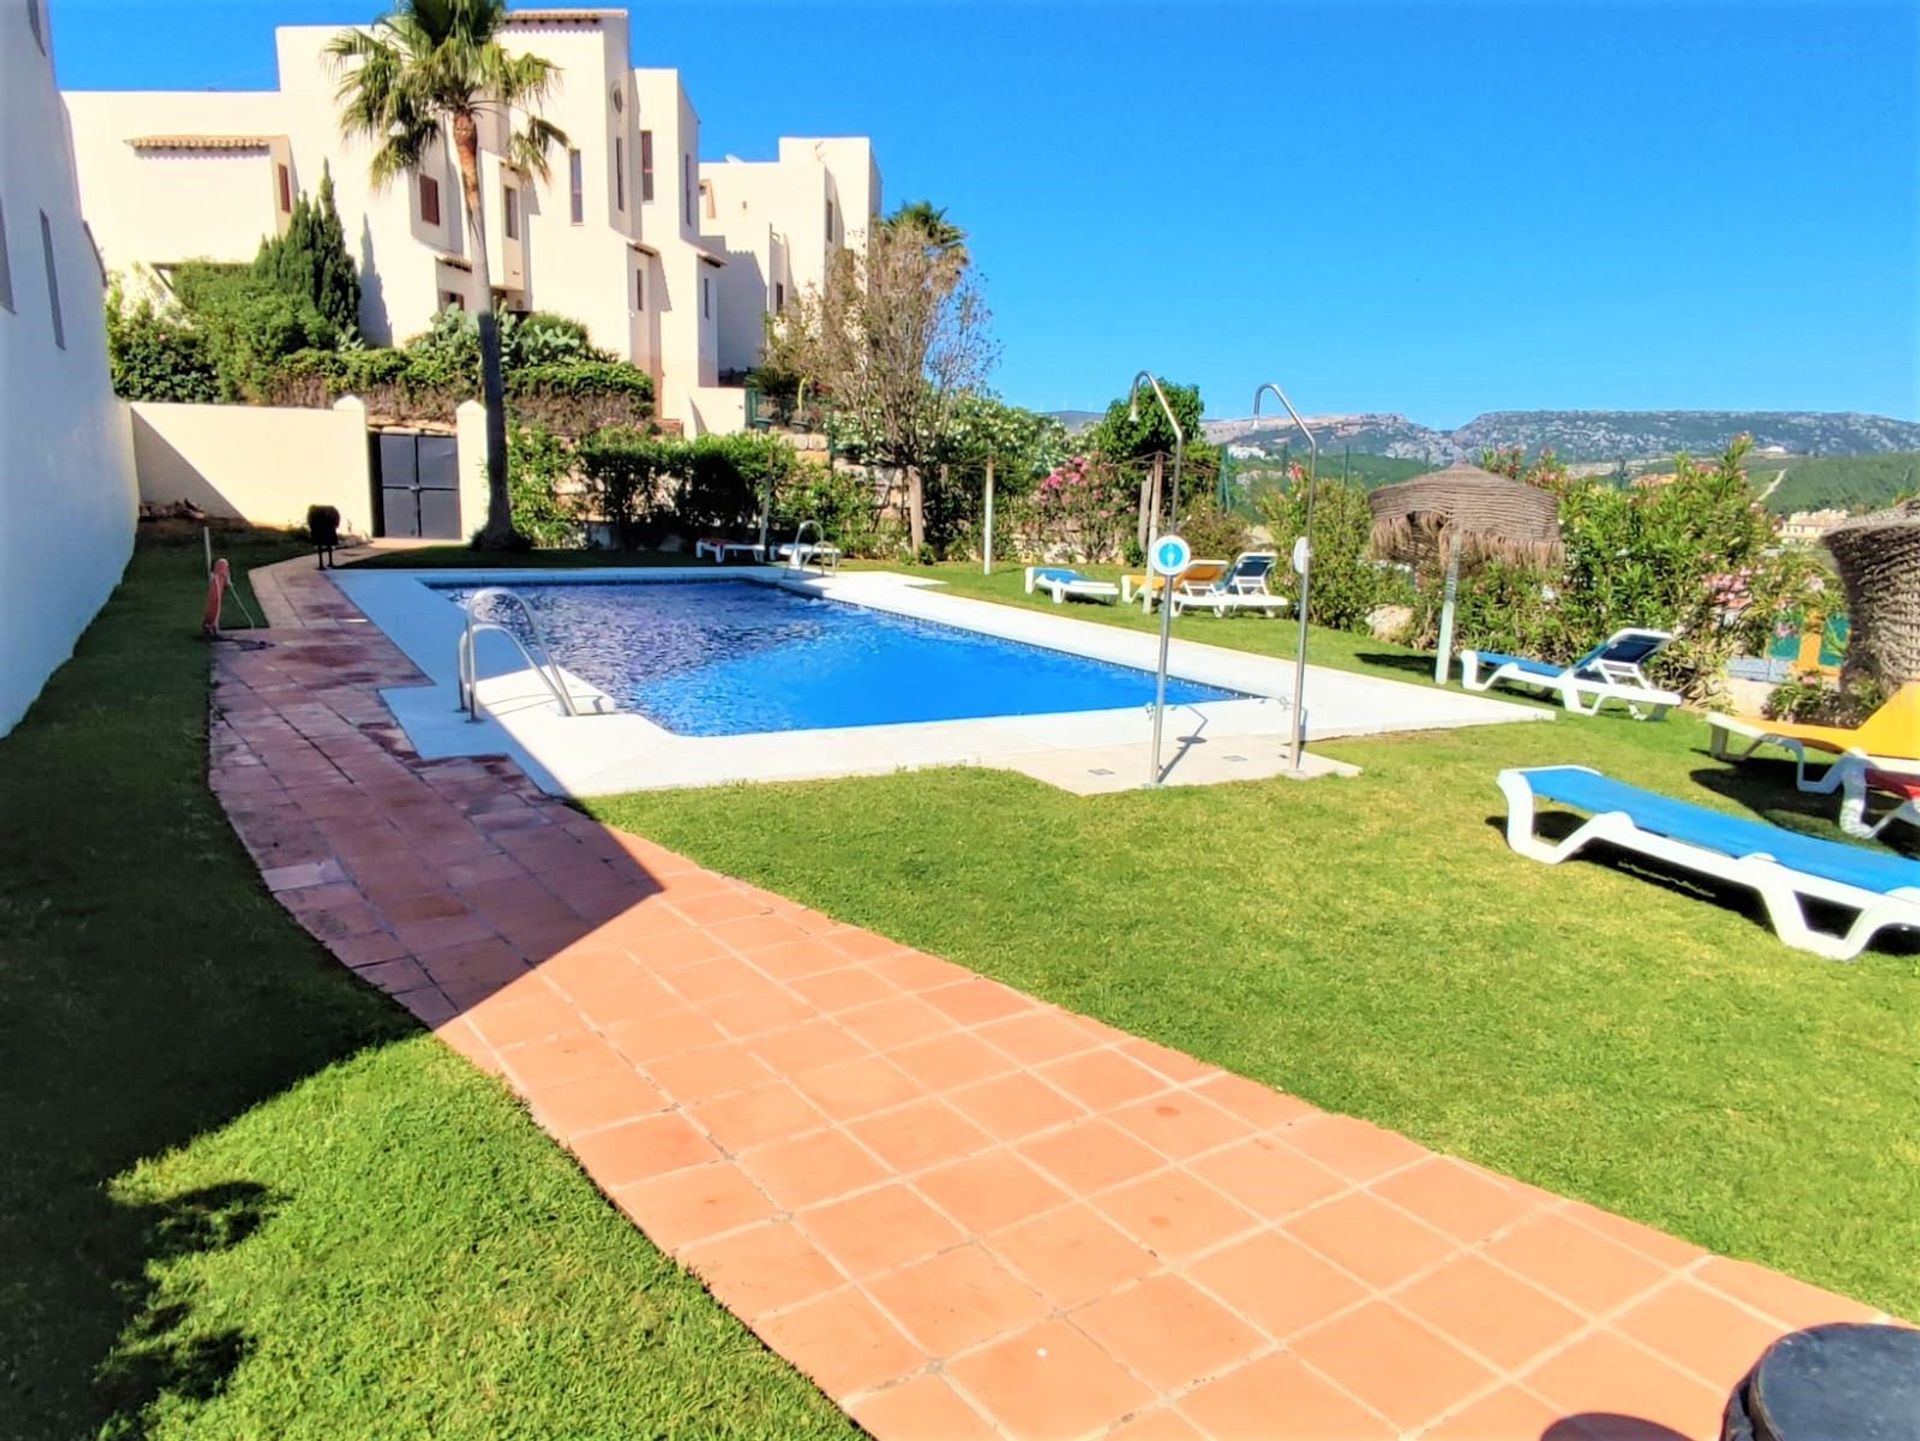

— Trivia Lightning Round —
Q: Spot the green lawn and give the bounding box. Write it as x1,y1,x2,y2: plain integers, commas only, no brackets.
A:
0,535,856,1440
579,561,1920,1318
847,558,1431,680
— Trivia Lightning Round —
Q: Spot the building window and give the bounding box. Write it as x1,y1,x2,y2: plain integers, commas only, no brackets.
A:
39,211,63,350
613,137,625,211
682,154,692,227
28,0,45,53
700,180,715,220
503,185,519,240
568,149,583,224
419,174,441,226
0,200,13,313
439,290,465,312
701,274,710,320
277,163,292,214
773,281,784,314
825,198,836,244
639,131,654,202
634,266,645,311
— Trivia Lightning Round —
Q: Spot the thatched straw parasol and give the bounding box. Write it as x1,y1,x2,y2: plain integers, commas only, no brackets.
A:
1369,462,1564,682
1823,497,1920,690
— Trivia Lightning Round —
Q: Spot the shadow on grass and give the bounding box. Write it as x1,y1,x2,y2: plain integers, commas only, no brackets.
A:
1690,761,1920,860
91,1183,277,1426
1355,649,1444,681
1486,806,1920,957
0,539,390,1435
1,537,754,1437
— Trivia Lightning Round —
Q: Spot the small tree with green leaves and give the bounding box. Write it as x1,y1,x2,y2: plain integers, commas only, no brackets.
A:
767,213,998,553
328,0,568,548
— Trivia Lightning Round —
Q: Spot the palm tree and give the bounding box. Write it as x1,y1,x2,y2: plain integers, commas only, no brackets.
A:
884,200,968,261
328,0,567,548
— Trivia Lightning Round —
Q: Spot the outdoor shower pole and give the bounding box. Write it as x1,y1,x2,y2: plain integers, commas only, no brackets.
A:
1253,383,1319,770
982,457,995,575
1129,370,1185,787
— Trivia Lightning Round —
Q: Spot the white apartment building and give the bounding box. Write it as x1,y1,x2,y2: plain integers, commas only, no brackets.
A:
2,0,139,735
64,8,876,436
701,137,881,379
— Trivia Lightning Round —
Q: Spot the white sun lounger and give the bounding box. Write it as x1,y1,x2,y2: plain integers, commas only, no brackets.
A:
1169,552,1288,617
1024,566,1120,604
1826,753,1920,840
696,538,766,564
776,541,842,574
1462,629,1681,719
1497,764,1920,961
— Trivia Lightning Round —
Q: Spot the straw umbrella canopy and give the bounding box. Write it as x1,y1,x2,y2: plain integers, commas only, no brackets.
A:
1368,461,1564,682
1822,497,1920,690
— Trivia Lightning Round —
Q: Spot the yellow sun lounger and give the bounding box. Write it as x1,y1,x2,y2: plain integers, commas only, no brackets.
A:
1119,559,1227,610
1708,681,1920,789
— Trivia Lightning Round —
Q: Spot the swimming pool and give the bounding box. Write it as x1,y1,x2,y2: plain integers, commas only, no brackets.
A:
436,579,1243,736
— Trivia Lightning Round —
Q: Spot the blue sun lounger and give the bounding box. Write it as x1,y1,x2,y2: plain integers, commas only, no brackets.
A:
1497,765,1920,961
1462,628,1681,718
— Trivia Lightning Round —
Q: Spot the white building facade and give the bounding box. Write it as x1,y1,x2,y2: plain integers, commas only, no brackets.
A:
64,7,877,436
701,137,881,380
2,0,139,735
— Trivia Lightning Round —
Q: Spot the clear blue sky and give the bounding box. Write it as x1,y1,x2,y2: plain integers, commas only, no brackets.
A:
51,0,1920,424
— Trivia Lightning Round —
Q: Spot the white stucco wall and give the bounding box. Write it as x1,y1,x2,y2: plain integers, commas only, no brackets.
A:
130,397,378,537
702,136,880,375
634,66,723,431
1,0,139,736
62,90,294,274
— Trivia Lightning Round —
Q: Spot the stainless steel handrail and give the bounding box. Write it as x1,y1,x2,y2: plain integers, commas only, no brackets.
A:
458,586,580,722
785,519,840,573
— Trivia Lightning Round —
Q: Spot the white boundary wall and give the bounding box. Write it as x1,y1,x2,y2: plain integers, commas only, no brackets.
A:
131,397,378,538
1,9,139,735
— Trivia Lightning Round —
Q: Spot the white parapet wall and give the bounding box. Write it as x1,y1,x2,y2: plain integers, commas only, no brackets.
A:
455,399,492,541
2,10,140,736
130,397,375,538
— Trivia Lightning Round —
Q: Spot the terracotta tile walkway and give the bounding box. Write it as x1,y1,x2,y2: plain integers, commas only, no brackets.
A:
207,559,1896,1441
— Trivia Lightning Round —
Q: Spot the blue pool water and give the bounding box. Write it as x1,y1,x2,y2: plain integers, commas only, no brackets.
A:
438,580,1243,736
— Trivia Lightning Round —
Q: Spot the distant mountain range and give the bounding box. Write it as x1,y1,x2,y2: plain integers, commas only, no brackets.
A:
1049,410,1105,435
1185,410,1920,463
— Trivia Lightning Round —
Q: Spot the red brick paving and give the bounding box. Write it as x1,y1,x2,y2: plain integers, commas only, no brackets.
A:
207,558,1900,1440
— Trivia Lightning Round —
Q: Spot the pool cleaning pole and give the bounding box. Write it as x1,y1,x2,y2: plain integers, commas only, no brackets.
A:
1129,371,1185,787
1253,383,1319,770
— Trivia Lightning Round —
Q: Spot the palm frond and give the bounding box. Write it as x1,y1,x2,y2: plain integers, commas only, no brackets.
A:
508,117,569,181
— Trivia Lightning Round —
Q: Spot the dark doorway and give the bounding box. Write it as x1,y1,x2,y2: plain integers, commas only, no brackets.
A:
372,430,462,539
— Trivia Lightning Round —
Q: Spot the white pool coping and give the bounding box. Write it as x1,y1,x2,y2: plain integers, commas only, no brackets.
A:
332,566,1547,795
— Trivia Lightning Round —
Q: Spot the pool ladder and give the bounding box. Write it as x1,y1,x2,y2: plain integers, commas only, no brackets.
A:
457,586,580,723
785,519,842,574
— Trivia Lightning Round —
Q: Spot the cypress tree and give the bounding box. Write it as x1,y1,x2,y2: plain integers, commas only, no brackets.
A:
252,163,361,337
310,165,361,335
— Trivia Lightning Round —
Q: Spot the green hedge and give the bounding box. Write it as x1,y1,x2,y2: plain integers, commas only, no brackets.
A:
506,427,895,554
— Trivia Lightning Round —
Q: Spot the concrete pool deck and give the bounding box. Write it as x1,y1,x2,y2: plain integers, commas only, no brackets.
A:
324,563,1544,797
216,559,1896,1441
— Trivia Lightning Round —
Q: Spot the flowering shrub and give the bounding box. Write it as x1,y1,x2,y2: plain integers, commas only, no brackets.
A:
1446,436,1824,700
1021,455,1134,561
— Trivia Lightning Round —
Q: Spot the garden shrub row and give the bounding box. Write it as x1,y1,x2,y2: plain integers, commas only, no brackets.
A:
107,266,655,430
509,424,891,555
